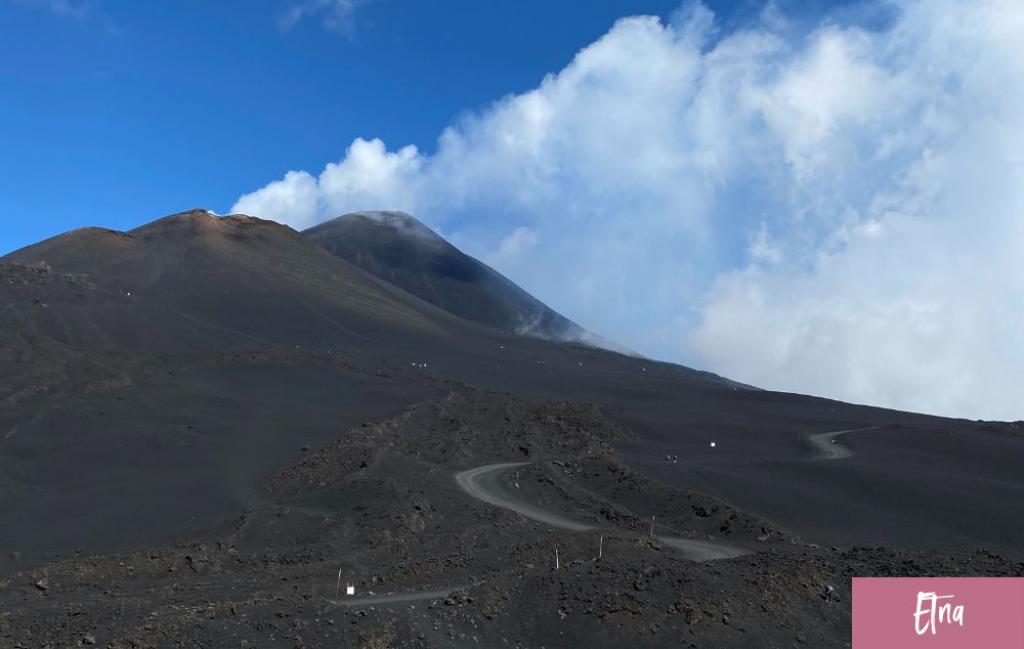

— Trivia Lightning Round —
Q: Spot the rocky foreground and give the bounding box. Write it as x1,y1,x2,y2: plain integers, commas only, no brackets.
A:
2,390,1020,648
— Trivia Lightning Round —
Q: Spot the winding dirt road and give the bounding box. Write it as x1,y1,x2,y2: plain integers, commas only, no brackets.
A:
330,587,461,608
455,462,749,562
314,426,881,608
805,426,879,460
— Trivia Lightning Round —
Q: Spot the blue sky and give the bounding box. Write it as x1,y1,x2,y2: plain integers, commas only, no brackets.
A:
0,0,816,253
2,1,1022,420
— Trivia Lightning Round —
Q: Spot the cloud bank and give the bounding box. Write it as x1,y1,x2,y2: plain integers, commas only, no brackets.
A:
233,0,1024,420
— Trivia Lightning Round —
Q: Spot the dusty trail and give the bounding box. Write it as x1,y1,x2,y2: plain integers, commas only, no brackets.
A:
805,427,879,460
455,462,749,561
330,587,462,608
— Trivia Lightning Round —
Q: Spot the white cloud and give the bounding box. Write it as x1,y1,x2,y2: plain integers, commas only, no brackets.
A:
484,227,539,267
279,0,368,34
11,0,89,18
233,0,1024,420
9,0,117,31
232,170,320,228
233,138,422,230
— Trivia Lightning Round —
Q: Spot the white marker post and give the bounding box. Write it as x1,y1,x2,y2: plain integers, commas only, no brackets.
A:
555,548,559,570
650,515,655,537
336,568,355,598
598,535,604,560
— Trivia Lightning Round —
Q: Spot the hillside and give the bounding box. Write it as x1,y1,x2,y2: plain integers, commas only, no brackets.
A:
304,211,586,340
1,209,1022,648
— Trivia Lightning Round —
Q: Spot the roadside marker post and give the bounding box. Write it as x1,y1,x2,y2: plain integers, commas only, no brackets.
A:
336,568,356,598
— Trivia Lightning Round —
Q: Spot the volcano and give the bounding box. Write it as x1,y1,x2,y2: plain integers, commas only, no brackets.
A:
303,211,585,340
2,209,458,352
1,209,1022,648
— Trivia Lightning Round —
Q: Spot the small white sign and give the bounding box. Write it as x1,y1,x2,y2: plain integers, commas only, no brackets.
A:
346,584,355,596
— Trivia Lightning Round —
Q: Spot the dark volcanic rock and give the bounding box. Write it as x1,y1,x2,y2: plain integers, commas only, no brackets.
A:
2,209,454,353
303,211,585,340
1,390,1020,648
1,208,1023,648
